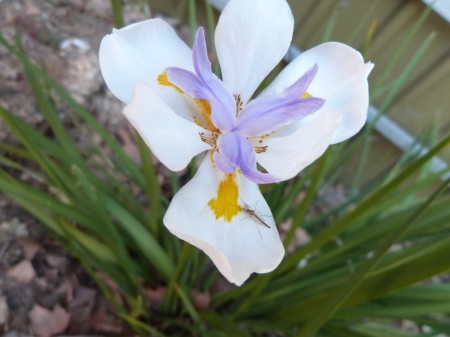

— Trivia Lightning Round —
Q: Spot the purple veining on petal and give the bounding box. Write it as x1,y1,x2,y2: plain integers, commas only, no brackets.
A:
235,64,325,137
165,27,235,133
215,131,280,184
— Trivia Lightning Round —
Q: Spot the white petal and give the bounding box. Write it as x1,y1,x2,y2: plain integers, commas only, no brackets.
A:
264,42,374,144
99,19,193,104
251,110,342,180
124,82,212,172
215,0,294,104
164,156,285,286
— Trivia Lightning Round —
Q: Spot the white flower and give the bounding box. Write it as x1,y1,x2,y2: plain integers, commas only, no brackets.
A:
99,0,373,286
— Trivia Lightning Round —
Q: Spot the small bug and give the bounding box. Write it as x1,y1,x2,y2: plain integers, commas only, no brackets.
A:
238,198,271,229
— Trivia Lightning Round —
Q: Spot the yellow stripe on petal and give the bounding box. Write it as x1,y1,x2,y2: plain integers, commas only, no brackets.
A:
208,173,241,223
157,71,183,93
301,92,313,98
195,99,220,133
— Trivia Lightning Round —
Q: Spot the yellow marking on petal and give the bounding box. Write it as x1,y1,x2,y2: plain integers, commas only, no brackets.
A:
195,98,220,133
210,149,216,165
157,71,183,93
208,172,241,223
301,91,313,98
193,116,204,128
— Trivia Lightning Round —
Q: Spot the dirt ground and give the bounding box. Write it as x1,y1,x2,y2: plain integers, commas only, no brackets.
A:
0,1,191,335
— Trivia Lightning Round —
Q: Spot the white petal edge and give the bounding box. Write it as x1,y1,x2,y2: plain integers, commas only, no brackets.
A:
164,155,285,286
251,110,342,180
215,0,294,104
264,42,374,144
99,18,193,104
124,81,212,172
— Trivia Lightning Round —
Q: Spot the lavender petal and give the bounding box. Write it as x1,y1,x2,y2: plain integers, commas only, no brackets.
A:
166,28,235,133
214,151,237,174
216,131,280,184
235,64,325,137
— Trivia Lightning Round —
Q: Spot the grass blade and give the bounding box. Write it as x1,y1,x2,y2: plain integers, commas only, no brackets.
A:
294,177,450,336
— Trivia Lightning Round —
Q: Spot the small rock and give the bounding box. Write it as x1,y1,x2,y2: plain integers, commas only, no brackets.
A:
61,49,102,105
146,287,166,312
6,260,36,284
24,0,40,16
45,253,67,269
85,0,110,17
59,37,90,51
191,289,210,310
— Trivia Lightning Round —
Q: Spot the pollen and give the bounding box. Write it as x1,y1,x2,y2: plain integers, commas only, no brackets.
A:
195,98,220,133
208,172,241,223
193,116,204,128
254,146,268,153
233,94,243,117
301,91,313,98
157,71,183,93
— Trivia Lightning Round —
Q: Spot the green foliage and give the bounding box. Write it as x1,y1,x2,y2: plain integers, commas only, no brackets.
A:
0,1,450,336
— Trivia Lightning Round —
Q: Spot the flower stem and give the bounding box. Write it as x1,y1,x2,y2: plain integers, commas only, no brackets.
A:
110,0,125,29
204,0,220,76
189,0,197,45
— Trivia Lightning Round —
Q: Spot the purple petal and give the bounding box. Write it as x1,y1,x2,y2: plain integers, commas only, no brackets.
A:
214,151,237,174
240,164,281,184
217,131,240,163
284,63,318,97
235,64,325,137
166,27,235,133
216,131,280,184
192,27,213,82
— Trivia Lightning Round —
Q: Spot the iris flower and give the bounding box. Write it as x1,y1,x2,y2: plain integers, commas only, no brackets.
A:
99,0,373,285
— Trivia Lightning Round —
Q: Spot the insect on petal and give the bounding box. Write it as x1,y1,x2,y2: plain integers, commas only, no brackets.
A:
164,156,285,286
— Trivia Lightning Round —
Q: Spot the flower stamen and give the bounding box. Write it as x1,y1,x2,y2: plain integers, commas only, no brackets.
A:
254,146,268,153
199,132,218,148
233,94,243,117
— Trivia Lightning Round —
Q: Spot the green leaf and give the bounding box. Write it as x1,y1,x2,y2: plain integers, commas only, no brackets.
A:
200,311,253,337
294,176,449,336
136,133,161,236
279,132,450,275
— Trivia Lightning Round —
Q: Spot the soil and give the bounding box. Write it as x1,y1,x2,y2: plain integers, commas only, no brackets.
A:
0,0,191,335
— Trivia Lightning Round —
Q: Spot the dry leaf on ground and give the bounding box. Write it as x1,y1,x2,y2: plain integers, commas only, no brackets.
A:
90,308,123,334
16,237,41,260
29,304,70,337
